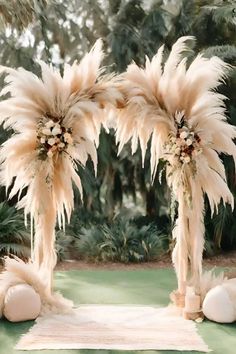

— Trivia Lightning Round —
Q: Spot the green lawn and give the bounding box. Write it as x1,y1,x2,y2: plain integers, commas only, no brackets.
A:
0,268,236,354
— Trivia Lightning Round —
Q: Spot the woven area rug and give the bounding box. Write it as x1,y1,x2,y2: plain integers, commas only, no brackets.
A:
15,305,210,352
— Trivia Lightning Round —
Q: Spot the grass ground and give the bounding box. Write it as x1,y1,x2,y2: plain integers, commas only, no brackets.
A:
0,268,236,354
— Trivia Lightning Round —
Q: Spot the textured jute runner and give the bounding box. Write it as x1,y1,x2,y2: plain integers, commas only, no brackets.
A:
16,305,210,351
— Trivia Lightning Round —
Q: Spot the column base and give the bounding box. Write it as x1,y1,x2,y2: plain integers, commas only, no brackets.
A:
183,310,204,321
170,290,185,308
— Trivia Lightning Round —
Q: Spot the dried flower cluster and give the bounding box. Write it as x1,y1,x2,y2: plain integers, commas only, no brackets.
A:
37,117,73,160
163,112,202,168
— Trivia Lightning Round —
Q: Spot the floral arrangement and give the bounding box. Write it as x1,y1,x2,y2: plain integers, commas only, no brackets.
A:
163,111,202,166
37,117,73,160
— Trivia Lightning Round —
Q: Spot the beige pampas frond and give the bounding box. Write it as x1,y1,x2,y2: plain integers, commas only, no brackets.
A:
0,257,73,317
116,36,236,204
0,39,122,289
116,36,236,299
200,269,226,303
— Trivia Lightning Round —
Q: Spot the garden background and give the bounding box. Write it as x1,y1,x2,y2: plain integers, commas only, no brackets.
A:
0,0,235,265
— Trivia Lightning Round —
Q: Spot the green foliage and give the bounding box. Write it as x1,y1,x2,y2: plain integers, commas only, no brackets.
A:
0,202,30,259
203,45,236,63
55,230,75,262
77,218,169,263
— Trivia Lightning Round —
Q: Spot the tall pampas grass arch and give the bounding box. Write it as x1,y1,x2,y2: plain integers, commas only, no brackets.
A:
0,39,122,312
0,35,235,319
116,36,236,316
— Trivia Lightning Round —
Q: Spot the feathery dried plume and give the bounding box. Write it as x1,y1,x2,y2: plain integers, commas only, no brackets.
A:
0,39,122,289
0,256,73,317
116,36,236,301
116,36,236,206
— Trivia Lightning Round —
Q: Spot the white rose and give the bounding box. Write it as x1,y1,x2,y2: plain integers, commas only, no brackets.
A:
45,120,55,128
48,137,56,146
51,126,62,136
42,128,52,136
183,156,191,163
186,138,193,146
180,131,188,139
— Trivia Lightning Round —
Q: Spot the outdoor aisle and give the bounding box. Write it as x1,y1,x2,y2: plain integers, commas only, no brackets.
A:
0,268,236,354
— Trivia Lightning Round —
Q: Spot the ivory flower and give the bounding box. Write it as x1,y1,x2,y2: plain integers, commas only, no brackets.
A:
180,131,188,139
186,138,193,146
45,120,54,128
183,156,191,163
64,132,73,145
47,137,56,146
51,126,61,136
42,128,51,136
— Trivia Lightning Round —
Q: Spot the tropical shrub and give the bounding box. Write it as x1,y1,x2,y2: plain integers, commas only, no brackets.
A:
76,218,169,263
0,202,30,260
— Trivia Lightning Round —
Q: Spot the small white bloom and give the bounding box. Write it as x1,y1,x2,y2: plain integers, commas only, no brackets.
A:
40,137,46,144
180,131,188,139
183,156,191,163
42,128,52,136
48,137,56,146
47,150,53,158
64,132,73,144
45,120,55,129
186,138,193,146
51,126,62,136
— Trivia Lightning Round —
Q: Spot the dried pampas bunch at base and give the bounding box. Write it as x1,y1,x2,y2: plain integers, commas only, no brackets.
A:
116,36,236,313
0,39,122,294
0,256,73,319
